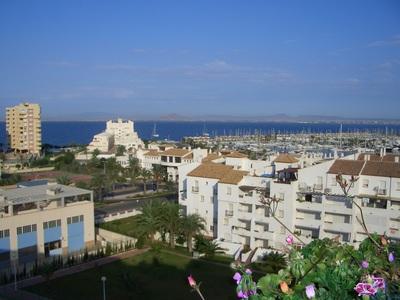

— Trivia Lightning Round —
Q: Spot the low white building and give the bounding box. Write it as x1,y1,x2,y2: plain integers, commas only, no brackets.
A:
0,183,94,271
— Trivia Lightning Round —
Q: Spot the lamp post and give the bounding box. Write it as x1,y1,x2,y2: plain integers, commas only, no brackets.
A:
101,276,107,300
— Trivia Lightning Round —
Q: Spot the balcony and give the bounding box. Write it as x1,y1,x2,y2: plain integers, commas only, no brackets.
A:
324,221,352,233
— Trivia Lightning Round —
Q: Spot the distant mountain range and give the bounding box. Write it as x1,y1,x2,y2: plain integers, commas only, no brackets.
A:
36,112,400,124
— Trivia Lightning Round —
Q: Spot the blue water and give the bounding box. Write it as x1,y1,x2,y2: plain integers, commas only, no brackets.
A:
0,121,399,147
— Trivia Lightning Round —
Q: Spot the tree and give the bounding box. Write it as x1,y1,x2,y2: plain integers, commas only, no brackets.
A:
116,145,126,156
160,202,181,248
194,235,224,257
91,173,108,201
140,168,153,194
152,165,167,191
181,214,205,253
56,175,71,185
92,149,100,159
135,200,163,242
126,157,140,185
104,157,124,191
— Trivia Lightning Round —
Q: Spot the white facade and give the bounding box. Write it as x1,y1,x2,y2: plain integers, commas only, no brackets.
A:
87,132,114,153
87,118,144,153
105,119,144,150
179,152,400,259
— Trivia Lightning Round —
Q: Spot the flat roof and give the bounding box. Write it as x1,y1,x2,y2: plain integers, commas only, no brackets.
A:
0,184,92,205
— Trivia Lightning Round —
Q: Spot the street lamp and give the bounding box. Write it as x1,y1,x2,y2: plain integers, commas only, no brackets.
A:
101,276,107,300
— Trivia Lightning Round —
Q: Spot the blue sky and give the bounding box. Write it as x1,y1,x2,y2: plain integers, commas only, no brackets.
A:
0,1,399,120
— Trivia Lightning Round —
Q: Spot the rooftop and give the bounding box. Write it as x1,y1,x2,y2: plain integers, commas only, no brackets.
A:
274,153,299,163
328,159,365,176
187,163,248,184
159,148,191,157
0,184,92,206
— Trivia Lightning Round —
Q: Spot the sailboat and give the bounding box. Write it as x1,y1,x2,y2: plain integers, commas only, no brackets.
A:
152,123,159,139
202,122,209,137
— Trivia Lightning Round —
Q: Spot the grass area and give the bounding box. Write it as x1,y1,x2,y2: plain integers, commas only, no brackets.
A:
99,215,140,237
25,250,238,300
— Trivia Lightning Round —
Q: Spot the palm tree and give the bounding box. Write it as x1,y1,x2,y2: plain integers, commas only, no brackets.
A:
194,235,224,257
105,157,123,191
90,173,108,201
140,168,152,194
181,214,205,253
152,165,167,192
160,202,181,248
126,157,140,185
136,200,163,242
56,174,71,185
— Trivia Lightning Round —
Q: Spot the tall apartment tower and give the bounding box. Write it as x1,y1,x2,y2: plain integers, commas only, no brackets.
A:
6,102,42,154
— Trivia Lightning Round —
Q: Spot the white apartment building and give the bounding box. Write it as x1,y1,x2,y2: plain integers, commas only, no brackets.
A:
87,132,114,153
87,118,144,153
137,146,209,182
179,151,400,258
0,184,94,271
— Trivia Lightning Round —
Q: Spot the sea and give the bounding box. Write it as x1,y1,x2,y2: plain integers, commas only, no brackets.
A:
0,121,399,147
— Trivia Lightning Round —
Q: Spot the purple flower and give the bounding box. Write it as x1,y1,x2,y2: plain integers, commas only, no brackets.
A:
237,290,248,299
360,260,369,269
286,235,294,245
233,272,242,284
388,252,395,263
305,284,316,299
245,268,252,275
372,276,385,290
354,283,377,297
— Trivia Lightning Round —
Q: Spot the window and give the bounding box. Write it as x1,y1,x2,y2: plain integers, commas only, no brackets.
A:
331,176,337,186
227,187,232,195
44,219,62,229
210,225,214,231
68,215,84,224
279,193,285,200
201,195,205,202
0,230,9,239
278,210,284,218
397,182,400,191
362,179,369,188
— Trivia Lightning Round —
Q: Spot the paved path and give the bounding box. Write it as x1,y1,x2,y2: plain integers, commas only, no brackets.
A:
0,248,149,300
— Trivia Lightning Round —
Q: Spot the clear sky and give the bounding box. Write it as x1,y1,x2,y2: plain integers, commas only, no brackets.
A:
0,1,399,120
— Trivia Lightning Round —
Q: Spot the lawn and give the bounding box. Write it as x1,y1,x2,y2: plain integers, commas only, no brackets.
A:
99,215,139,237
25,250,239,300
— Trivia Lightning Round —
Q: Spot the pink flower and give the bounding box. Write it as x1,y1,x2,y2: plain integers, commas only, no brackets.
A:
360,260,369,269
305,284,316,299
372,276,385,290
286,235,294,245
187,275,196,287
245,269,252,275
388,252,395,263
233,272,242,284
354,283,377,297
237,290,248,299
